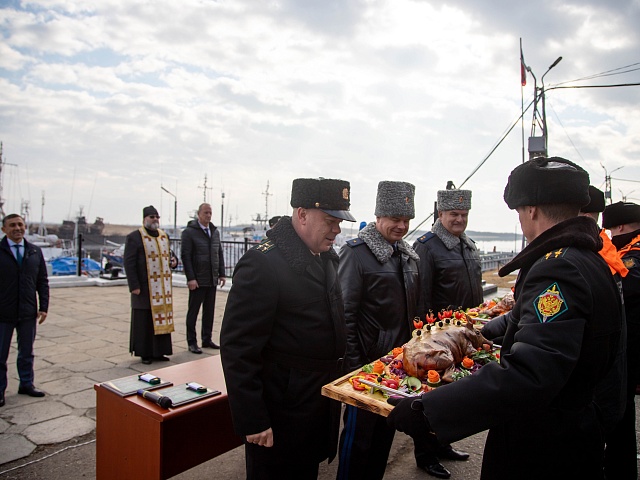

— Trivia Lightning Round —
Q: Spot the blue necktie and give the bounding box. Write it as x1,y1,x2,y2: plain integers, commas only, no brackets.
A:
204,227,210,237
14,244,23,265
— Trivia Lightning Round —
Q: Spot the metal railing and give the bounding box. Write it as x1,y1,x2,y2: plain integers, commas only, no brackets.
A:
169,238,515,277
169,238,260,277
479,252,515,272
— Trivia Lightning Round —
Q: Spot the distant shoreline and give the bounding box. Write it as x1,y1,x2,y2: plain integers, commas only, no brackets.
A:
30,222,523,241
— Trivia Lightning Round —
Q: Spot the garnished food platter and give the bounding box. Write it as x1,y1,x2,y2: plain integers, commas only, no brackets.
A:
322,309,502,417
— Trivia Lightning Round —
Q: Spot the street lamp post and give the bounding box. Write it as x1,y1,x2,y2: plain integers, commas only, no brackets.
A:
161,186,177,239
528,56,562,159
221,192,225,239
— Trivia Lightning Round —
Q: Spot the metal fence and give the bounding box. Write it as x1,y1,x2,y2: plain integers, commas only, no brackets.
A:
479,252,515,272
169,238,260,277
170,238,514,277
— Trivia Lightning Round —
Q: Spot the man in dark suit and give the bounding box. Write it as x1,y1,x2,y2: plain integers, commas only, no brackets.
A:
0,214,49,407
221,178,356,480
180,203,226,354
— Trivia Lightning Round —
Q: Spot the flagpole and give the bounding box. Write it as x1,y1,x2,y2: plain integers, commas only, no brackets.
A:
520,38,525,164
520,38,528,252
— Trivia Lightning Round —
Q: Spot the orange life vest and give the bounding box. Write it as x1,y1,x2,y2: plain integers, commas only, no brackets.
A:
616,232,640,261
600,229,628,277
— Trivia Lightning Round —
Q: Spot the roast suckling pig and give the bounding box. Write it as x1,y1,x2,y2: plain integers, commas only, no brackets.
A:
479,292,515,317
402,321,491,382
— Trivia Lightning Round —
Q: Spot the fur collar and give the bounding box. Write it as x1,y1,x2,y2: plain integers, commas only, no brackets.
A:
266,216,338,274
358,222,420,264
432,219,475,251
499,216,602,277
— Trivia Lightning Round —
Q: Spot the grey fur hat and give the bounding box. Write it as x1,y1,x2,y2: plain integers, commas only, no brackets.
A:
375,181,415,218
437,189,472,211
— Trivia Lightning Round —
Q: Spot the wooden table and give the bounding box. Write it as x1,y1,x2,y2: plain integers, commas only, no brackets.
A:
95,355,243,479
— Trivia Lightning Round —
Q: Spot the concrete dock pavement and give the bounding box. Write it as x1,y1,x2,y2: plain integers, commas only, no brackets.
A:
0,277,638,479
0,278,228,475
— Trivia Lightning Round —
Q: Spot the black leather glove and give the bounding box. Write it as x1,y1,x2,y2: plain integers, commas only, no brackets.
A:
387,395,429,433
387,395,438,453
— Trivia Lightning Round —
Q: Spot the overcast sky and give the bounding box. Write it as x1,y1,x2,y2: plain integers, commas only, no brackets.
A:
1,0,639,238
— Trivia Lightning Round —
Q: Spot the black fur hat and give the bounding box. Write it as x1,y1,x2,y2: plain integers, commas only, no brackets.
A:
290,178,356,221
503,157,590,210
581,186,606,213
602,201,640,229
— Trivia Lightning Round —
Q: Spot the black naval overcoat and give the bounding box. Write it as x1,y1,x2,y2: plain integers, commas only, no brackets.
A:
420,217,624,480
220,216,347,465
338,225,420,372
413,229,483,315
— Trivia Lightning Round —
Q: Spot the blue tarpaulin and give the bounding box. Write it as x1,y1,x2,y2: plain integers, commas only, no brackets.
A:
49,257,102,276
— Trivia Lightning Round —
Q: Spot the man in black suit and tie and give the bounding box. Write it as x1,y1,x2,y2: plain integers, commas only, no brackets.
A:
0,214,49,407
181,203,226,354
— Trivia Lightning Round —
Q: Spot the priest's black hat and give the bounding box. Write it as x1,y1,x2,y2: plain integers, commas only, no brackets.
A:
602,201,640,229
291,178,356,221
503,157,590,210
581,186,606,213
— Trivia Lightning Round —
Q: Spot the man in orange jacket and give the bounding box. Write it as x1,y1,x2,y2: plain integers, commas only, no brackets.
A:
580,186,628,277
601,200,640,480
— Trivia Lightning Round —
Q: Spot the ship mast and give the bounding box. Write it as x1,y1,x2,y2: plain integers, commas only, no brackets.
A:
198,174,212,203
263,180,272,222
38,191,47,236
0,142,18,223
251,181,272,231
0,142,5,222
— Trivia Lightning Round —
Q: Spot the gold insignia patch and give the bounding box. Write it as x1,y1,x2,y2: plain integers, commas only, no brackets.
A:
256,240,275,254
535,283,568,323
544,248,564,260
623,257,636,269
342,188,349,200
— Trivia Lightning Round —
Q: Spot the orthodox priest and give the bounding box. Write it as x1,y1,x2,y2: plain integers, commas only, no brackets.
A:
124,205,178,365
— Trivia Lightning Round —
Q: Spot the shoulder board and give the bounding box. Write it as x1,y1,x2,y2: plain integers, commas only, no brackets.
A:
254,239,276,254
541,247,569,261
416,232,436,244
346,237,365,248
629,241,640,250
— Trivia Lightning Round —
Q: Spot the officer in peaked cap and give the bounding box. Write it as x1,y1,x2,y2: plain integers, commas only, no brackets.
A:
221,177,355,479
290,177,356,221
387,156,624,479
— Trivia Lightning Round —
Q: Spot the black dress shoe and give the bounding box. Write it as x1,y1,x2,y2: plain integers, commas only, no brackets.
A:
202,341,220,349
419,462,451,479
188,345,203,354
18,385,46,397
438,445,470,461
0,391,5,407
153,356,170,361
141,357,152,365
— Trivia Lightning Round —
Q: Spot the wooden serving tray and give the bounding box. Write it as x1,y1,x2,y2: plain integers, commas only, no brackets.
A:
322,368,394,417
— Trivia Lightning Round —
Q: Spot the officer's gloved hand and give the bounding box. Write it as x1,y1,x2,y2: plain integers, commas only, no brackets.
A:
387,395,433,442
